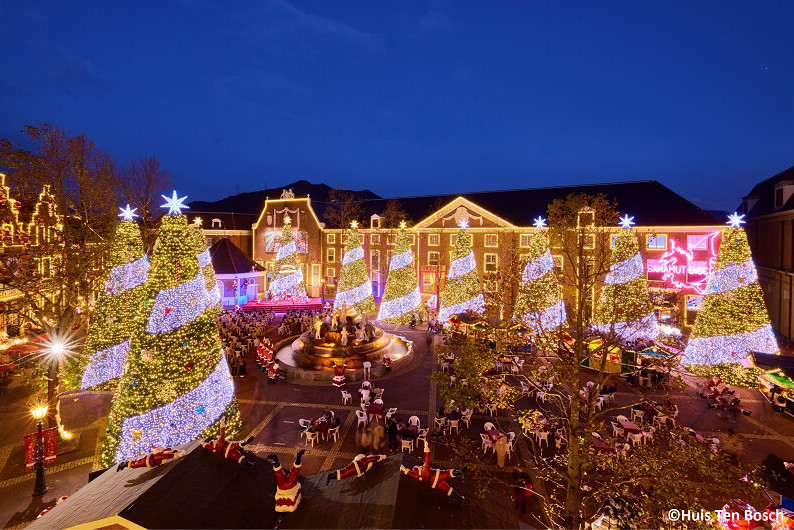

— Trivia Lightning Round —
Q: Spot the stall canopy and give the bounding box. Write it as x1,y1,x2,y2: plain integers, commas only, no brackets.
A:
750,352,794,382
29,444,518,529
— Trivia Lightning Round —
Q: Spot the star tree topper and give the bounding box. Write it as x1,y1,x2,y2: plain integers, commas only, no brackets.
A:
118,204,138,221
727,212,746,228
350,220,358,229
619,214,635,229
533,216,547,229
161,190,189,216
458,218,469,230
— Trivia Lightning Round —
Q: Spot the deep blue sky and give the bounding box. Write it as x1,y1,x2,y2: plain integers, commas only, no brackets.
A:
1,1,792,211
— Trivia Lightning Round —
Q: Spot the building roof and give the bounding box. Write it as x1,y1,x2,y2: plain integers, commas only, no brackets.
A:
739,165,794,218
191,179,720,229
750,352,794,380
30,445,517,530
188,212,259,231
209,237,264,274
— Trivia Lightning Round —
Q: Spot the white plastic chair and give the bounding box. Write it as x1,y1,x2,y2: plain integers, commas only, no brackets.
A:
628,432,644,447
537,392,547,403
373,398,384,404
488,403,498,416
326,425,340,443
610,422,624,438
616,415,629,423
401,439,414,452
536,431,549,447
506,432,516,459
386,407,398,420
642,429,654,445
305,431,319,447
356,409,368,428
447,419,459,435
653,414,668,426
483,421,496,431
631,409,645,423
416,428,428,448
408,415,421,429
480,433,494,454
341,390,351,405
461,410,472,430
434,416,447,433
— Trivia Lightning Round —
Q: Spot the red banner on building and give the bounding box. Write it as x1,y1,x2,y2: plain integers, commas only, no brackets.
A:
24,428,57,473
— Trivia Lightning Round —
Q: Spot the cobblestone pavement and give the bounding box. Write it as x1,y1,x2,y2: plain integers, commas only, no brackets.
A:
1,319,793,528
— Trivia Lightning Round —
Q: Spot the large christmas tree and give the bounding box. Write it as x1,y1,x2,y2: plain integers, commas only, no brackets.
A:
100,192,241,467
683,214,778,364
80,206,149,390
377,221,422,324
267,215,306,299
335,221,376,314
190,221,221,308
593,215,658,342
512,217,566,334
438,220,485,323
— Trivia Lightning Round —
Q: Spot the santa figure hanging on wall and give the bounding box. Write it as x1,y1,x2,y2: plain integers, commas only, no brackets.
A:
326,453,387,485
117,446,186,471
200,417,255,466
400,442,467,502
332,361,348,387
268,450,304,512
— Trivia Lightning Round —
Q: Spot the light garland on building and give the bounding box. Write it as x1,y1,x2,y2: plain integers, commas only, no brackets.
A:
683,224,779,365
146,271,209,334
80,340,130,390
104,256,150,295
116,358,234,462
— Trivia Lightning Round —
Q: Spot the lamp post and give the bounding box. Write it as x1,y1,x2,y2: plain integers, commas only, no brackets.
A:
31,405,48,496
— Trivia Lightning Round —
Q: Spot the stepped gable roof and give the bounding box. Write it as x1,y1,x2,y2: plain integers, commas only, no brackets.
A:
209,237,264,275
739,165,794,218
188,211,258,231
30,446,517,529
351,180,719,228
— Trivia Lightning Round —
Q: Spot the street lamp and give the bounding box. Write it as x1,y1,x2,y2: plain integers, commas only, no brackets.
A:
31,405,48,496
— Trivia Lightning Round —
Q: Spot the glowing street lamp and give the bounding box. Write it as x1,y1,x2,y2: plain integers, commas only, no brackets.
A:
31,405,48,496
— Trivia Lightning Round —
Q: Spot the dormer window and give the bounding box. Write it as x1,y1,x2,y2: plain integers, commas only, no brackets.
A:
211,218,222,229
774,181,794,210
577,208,595,227
741,195,759,215
371,214,381,229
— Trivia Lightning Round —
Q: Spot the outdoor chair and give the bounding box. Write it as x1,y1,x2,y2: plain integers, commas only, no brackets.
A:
341,390,351,405
610,422,624,438
305,431,319,447
401,439,414,453
480,433,494,454
616,415,629,423
326,425,340,443
355,409,368,428
408,416,421,429
447,419,460,435
483,421,496,431
416,428,428,448
434,416,447,434
536,431,549,447
386,407,398,420
627,432,644,447
631,409,645,423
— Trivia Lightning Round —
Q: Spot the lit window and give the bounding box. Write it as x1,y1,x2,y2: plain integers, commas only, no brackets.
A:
647,235,667,250
327,233,336,244
428,251,440,266
582,234,595,249
326,267,336,278
484,253,498,273
371,234,380,245
387,234,396,246
359,234,364,245
409,234,416,245
370,250,380,269
327,248,335,263
211,218,222,229
342,233,349,244
577,210,594,227
485,234,498,247
428,234,440,246
553,255,563,274
550,233,563,249
520,234,532,247
450,234,458,246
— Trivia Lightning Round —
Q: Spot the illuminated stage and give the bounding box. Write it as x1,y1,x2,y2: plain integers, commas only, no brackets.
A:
241,297,325,313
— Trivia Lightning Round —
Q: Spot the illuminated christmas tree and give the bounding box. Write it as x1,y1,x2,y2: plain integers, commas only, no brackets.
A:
377,221,422,324
80,206,149,390
438,220,485,323
100,192,241,467
593,215,658,341
335,221,376,314
512,217,566,335
683,213,779,365
266,215,306,299
190,220,221,308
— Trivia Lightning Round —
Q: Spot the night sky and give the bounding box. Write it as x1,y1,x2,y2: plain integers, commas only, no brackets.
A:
1,1,792,211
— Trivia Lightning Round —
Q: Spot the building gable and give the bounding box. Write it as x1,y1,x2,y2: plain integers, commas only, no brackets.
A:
413,196,515,229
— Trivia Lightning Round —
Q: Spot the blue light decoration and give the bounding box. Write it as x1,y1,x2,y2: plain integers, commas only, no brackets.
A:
197,249,211,269
80,340,130,390
520,299,567,331
335,280,374,308
161,190,189,216
145,271,209,334
437,294,486,323
118,204,139,222
684,325,778,364
447,253,476,279
387,249,413,271
341,245,364,266
521,249,555,284
603,253,644,285
377,286,422,321
104,256,150,295
116,358,234,462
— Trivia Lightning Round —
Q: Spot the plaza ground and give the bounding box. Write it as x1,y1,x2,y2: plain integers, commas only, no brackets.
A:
1,318,793,529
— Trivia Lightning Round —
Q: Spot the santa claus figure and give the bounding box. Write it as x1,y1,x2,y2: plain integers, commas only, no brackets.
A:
268,362,281,384
200,417,254,466
327,453,386,485
268,450,305,512
117,446,185,471
400,442,466,502
332,361,348,387
382,354,392,373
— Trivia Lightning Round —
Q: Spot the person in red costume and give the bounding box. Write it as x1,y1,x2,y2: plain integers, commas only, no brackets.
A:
116,446,186,471
382,354,392,373
399,442,467,502
268,450,305,512
268,361,281,383
332,361,348,387
326,453,387,485
200,417,255,466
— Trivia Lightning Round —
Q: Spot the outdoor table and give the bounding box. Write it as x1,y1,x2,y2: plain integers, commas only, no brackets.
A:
591,438,617,454
482,429,504,443
367,402,384,422
636,403,658,419
313,418,330,438
617,420,641,435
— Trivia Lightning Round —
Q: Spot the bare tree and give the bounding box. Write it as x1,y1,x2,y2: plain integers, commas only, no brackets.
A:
380,198,410,228
323,188,364,228
118,156,172,252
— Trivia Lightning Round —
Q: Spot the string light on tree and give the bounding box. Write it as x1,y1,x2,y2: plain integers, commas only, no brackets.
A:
334,220,376,314
267,214,307,300
683,216,778,365
593,214,659,341
377,221,422,324
100,210,241,467
438,219,485,323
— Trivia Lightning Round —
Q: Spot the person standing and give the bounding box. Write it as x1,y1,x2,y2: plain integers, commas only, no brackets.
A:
363,360,372,381
386,416,399,452
495,433,508,469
